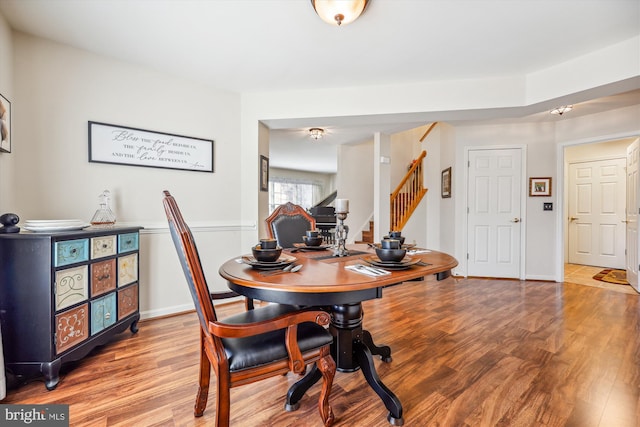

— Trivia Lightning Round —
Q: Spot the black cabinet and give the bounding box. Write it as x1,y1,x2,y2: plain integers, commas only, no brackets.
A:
0,226,141,390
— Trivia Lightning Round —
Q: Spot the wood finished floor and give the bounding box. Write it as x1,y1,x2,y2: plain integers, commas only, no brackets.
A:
3,275,639,427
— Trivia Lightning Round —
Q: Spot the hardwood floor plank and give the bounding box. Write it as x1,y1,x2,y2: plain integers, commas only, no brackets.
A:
3,277,638,426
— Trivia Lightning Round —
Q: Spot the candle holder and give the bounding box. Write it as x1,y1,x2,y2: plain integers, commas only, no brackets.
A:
333,211,349,257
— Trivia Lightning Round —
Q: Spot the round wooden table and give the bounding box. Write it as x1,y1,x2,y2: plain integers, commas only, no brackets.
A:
219,244,457,426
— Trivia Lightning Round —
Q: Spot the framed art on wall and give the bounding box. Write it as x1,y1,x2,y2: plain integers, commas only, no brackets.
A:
529,177,552,196
88,121,214,172
0,93,11,153
260,155,269,192
441,167,451,198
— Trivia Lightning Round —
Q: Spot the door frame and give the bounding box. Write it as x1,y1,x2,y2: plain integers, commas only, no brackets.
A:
463,144,527,280
556,131,640,283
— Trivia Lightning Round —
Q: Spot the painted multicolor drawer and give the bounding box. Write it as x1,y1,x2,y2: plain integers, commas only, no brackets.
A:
118,284,139,320
54,238,89,267
55,303,89,354
91,293,117,335
55,265,89,311
118,253,138,287
118,232,139,253
90,235,117,259
90,258,116,297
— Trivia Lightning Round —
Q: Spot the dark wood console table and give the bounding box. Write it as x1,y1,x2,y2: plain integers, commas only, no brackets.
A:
219,244,457,425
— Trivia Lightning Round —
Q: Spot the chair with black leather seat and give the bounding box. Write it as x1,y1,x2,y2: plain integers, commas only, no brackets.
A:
265,202,316,248
162,191,335,427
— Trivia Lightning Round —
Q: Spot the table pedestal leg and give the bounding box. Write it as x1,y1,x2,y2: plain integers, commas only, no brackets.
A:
285,302,404,425
354,341,403,425
362,329,392,362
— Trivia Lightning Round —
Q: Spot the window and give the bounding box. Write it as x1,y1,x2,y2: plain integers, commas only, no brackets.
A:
269,178,323,213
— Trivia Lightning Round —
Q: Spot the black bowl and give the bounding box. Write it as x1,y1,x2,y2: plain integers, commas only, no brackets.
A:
380,238,401,249
375,247,406,263
384,235,405,245
252,245,282,262
303,235,323,246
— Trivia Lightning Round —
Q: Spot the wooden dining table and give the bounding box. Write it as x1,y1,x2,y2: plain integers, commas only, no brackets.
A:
219,244,458,426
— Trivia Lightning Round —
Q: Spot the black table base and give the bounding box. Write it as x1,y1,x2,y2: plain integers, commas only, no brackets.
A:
285,302,404,426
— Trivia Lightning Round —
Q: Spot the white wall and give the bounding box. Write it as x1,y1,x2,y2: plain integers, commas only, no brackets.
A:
454,121,556,279
0,12,13,212
337,140,374,242
11,33,245,318
436,123,456,254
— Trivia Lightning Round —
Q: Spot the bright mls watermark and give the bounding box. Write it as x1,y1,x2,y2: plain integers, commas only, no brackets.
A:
0,404,69,426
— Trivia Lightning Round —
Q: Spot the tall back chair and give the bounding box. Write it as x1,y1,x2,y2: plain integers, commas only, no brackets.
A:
162,191,335,427
265,202,316,248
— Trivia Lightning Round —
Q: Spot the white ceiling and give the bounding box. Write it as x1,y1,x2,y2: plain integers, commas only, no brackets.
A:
1,0,639,173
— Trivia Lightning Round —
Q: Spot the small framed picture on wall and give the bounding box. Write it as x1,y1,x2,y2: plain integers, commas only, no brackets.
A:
529,177,551,196
441,167,451,198
0,93,11,153
260,155,269,192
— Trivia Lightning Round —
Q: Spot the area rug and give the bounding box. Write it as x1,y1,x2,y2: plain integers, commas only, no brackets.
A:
592,269,630,285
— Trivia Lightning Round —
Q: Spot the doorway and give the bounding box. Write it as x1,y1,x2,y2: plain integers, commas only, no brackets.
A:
563,138,637,285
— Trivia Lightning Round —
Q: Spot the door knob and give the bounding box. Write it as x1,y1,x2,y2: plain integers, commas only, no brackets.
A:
569,217,579,221
511,218,520,223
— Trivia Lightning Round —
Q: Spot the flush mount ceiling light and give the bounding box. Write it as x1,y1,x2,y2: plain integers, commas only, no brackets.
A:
311,0,369,26
550,105,573,115
309,128,325,140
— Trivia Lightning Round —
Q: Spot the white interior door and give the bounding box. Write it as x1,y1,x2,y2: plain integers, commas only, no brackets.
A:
626,139,639,292
467,148,522,278
567,158,626,268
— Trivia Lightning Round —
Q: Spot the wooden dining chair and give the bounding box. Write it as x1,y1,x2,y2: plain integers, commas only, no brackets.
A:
162,191,335,427
265,202,317,248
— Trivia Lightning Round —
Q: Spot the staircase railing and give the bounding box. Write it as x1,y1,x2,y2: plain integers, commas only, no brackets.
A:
390,150,428,231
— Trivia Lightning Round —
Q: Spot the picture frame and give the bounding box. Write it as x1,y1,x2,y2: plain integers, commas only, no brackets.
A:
260,155,269,192
0,93,11,153
529,177,552,196
441,167,451,198
88,121,214,172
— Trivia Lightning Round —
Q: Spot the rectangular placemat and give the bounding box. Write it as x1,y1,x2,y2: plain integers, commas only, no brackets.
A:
313,250,369,263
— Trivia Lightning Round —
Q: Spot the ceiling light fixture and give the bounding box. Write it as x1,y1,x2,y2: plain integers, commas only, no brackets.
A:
550,105,573,115
309,128,325,140
311,0,369,26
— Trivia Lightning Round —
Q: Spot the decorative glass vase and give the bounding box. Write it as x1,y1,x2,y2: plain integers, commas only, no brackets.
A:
90,190,116,226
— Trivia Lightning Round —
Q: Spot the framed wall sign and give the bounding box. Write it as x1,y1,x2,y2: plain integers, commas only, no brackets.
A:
529,177,552,196
0,93,11,153
88,121,214,172
441,167,451,198
260,155,269,192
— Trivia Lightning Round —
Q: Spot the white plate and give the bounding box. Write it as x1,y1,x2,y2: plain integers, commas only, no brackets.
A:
23,224,90,232
24,219,86,227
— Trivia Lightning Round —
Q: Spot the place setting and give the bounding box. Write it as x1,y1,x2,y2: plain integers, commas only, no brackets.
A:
240,238,297,271
350,231,429,276
290,230,331,252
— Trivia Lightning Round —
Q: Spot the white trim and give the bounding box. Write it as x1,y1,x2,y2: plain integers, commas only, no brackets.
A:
122,220,257,234
140,304,194,320
140,297,246,320
525,274,557,282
